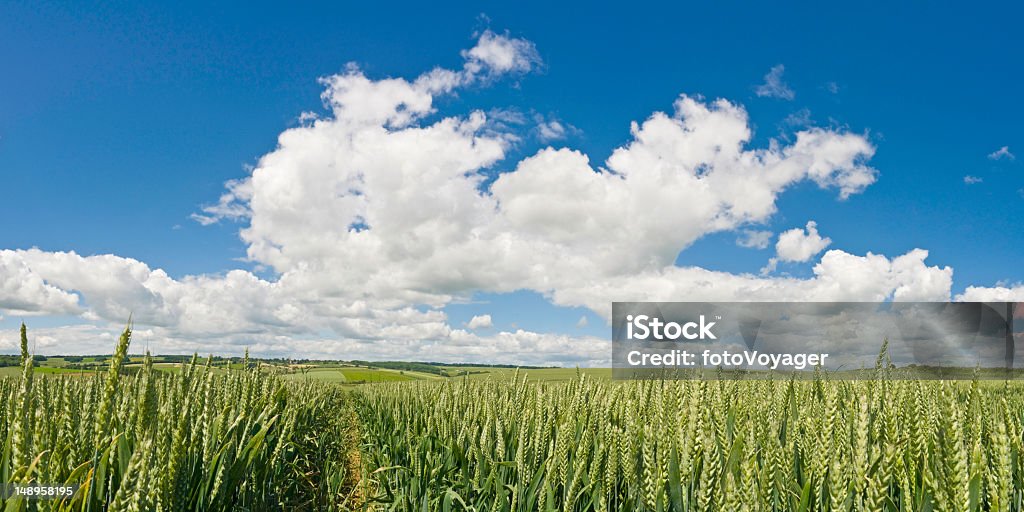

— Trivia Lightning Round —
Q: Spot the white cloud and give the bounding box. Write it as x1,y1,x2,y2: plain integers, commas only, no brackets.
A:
736,230,773,249
760,258,780,275
462,30,540,77
988,146,1015,161
956,284,1024,302
775,221,832,262
532,113,580,143
964,175,983,184
551,249,953,319
755,64,795,100
212,80,877,311
466,314,493,329
192,179,253,225
576,315,588,328
0,31,991,364
1,322,611,366
782,108,812,128
0,251,82,316
0,324,119,355
536,120,567,142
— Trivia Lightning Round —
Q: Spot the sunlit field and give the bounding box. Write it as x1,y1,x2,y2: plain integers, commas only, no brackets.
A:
1,325,357,511
5,325,1024,511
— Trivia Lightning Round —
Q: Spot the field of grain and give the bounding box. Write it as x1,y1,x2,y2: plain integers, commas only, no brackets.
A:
353,373,1024,511
1,325,359,511
5,324,1024,511
441,366,614,382
281,367,417,383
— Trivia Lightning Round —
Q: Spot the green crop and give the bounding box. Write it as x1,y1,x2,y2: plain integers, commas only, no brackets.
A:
354,370,1024,511
7,323,1024,511
0,324,359,511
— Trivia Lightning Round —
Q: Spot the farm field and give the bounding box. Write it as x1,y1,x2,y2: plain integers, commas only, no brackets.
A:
441,366,614,381
1,355,461,383
1,326,358,511
4,325,1024,511
280,367,427,383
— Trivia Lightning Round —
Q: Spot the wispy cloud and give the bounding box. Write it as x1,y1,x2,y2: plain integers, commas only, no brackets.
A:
462,29,542,78
782,108,813,128
533,114,580,143
191,178,253,225
988,146,1015,161
736,229,773,249
755,64,795,100
963,175,983,185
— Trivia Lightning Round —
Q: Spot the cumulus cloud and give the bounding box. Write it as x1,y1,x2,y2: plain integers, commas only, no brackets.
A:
554,248,953,318
0,251,82,316
202,73,878,309
0,30,993,364
466,314,493,329
1,322,611,366
964,175,983,185
761,221,832,275
462,30,540,77
0,324,121,355
755,64,795,100
956,284,1024,302
736,230,773,249
988,146,1015,161
776,221,832,262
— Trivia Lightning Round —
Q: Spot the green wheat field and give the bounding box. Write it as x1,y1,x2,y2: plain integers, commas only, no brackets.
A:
3,324,1024,511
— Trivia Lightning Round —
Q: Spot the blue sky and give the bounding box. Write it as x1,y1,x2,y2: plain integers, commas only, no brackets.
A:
1,1,1021,362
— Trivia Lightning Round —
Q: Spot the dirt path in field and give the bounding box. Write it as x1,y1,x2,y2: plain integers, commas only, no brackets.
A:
341,394,368,510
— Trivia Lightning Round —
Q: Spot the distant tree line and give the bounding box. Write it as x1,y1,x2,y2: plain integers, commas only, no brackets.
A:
0,354,48,367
